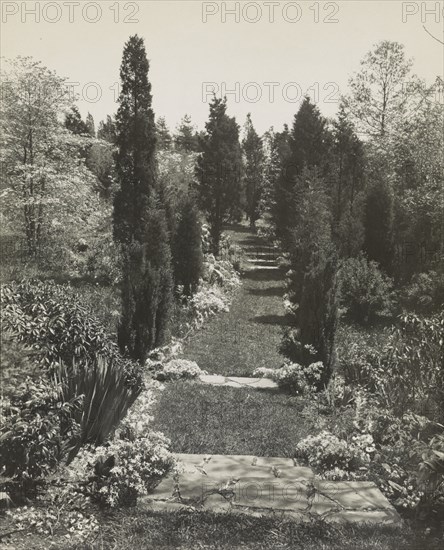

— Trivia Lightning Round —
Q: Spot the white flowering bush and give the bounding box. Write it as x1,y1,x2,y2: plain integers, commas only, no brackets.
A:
296,430,366,471
151,359,207,382
71,430,174,507
254,361,323,395
190,287,229,322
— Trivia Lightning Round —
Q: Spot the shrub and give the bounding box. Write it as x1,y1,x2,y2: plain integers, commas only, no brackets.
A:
295,430,366,471
402,270,444,314
254,361,323,395
148,358,207,382
2,280,118,367
1,281,143,457
172,194,203,296
70,431,174,507
381,313,444,419
0,376,81,502
338,254,394,324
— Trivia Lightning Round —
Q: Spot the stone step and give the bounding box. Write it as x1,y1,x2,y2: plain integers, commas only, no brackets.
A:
143,454,401,525
199,374,278,390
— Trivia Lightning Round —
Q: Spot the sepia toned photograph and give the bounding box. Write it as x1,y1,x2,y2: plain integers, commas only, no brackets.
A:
0,1,443,548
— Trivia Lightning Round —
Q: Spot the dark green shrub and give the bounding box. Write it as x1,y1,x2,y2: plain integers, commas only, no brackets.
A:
402,270,444,314
0,280,143,459
172,194,203,296
0,375,81,502
1,280,142,387
338,254,394,324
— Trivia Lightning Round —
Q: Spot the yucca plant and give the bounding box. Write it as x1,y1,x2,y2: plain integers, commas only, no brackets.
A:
55,356,142,462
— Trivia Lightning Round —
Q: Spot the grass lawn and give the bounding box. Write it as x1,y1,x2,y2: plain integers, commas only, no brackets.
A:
181,224,290,377
150,381,318,456
8,509,439,550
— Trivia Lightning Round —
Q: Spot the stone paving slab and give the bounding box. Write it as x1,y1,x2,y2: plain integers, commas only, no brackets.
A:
143,454,401,525
199,374,278,390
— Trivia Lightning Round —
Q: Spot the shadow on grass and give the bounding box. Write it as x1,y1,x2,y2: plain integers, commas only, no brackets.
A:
242,269,283,282
252,314,293,326
247,286,284,297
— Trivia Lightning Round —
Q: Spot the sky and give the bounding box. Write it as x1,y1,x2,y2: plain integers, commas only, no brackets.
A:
2,0,443,134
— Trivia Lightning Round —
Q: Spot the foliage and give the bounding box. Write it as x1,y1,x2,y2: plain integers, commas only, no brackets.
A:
174,114,199,153
1,280,143,455
0,57,104,269
172,193,203,296
254,361,324,395
282,169,339,387
363,165,395,276
147,358,207,382
338,254,394,324
97,115,117,144
196,96,243,254
402,270,444,314
330,105,365,257
242,114,265,228
70,431,174,507
344,40,415,138
0,376,81,501
85,140,116,199
381,313,444,419
5,498,99,543
296,430,367,471
274,97,330,241
2,280,118,369
0,336,42,400
113,35,173,361
65,106,90,136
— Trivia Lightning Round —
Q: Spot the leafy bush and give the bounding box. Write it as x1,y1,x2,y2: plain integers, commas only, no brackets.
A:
70,431,174,507
338,254,394,324
202,254,241,291
254,361,323,395
190,287,229,323
148,358,207,382
2,281,113,365
0,376,81,502
402,270,444,314
381,313,444,419
295,430,367,471
1,281,143,474
336,324,389,390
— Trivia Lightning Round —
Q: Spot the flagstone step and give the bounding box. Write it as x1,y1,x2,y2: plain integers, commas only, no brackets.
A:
199,374,278,390
142,454,401,525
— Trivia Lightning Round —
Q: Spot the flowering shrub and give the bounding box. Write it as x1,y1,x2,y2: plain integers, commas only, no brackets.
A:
254,361,323,395
295,430,366,471
149,358,207,382
71,431,174,507
190,287,229,322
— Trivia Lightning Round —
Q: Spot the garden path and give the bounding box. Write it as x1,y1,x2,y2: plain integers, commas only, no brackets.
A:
156,224,400,525
181,223,290,377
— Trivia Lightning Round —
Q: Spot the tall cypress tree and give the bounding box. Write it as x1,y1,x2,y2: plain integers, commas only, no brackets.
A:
242,114,265,229
275,97,331,242
172,192,203,296
113,35,173,361
196,97,242,255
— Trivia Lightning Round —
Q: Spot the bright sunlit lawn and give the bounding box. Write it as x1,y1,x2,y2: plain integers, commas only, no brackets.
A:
150,381,318,456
